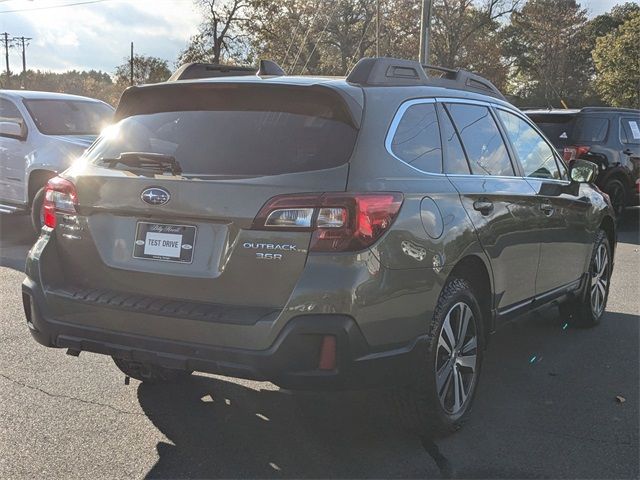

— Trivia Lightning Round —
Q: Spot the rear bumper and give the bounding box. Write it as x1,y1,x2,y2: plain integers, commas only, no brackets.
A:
22,277,425,390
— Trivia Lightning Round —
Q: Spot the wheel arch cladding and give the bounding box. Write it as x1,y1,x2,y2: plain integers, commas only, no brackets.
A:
446,254,493,338
600,168,633,197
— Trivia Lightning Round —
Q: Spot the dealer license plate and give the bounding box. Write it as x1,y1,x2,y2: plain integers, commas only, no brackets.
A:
133,222,196,263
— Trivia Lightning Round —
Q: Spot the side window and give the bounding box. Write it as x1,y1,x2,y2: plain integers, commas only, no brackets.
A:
497,109,561,180
390,102,442,173
0,98,25,124
437,103,469,174
573,116,609,142
446,103,514,176
620,117,640,145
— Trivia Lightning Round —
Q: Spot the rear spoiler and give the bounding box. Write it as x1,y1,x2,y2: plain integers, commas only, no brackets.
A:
114,82,363,129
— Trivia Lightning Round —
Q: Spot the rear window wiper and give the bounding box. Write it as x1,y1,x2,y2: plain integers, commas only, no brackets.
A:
98,152,182,176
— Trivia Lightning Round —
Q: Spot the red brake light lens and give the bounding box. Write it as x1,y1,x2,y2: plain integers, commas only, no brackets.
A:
43,177,78,228
563,145,591,162
253,192,404,252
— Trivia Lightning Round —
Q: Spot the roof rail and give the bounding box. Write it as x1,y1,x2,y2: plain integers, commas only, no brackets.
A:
346,57,505,100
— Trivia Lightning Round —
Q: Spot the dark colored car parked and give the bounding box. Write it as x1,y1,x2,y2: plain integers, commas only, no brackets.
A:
22,58,615,435
525,107,640,217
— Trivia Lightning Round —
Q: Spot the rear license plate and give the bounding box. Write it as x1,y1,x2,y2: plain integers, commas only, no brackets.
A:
133,222,196,263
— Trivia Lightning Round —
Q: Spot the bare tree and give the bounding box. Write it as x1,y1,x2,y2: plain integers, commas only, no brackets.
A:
178,0,248,65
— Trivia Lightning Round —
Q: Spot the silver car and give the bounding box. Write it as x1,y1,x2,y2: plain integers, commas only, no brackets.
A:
0,90,113,231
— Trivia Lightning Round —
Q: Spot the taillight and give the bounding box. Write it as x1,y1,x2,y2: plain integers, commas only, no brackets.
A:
43,177,78,228
636,179,640,194
253,192,404,252
563,145,591,162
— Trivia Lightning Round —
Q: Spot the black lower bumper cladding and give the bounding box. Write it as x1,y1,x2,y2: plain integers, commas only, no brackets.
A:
22,278,425,390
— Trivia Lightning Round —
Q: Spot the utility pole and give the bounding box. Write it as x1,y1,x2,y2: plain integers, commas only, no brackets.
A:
376,0,380,57
419,0,433,65
1,32,11,87
130,42,134,86
13,36,32,75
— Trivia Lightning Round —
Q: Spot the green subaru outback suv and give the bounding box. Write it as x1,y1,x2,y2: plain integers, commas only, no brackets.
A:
22,58,615,435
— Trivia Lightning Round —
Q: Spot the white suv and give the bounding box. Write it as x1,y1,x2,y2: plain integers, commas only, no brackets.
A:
0,90,113,231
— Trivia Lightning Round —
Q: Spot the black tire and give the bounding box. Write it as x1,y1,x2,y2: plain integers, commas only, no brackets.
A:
392,278,484,437
603,178,626,220
112,357,193,384
560,229,611,328
30,187,46,233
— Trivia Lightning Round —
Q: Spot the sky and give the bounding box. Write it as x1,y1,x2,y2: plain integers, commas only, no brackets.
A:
0,0,629,75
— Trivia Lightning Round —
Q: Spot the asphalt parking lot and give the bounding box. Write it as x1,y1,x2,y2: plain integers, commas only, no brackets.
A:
0,212,638,479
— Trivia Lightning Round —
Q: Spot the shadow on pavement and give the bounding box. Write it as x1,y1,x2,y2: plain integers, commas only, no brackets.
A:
138,378,440,479
137,305,638,479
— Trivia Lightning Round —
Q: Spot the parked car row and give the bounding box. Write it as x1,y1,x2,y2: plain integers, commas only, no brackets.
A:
0,90,113,230
525,107,640,217
15,57,617,436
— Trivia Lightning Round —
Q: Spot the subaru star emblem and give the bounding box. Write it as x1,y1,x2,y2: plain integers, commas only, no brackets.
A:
141,187,170,206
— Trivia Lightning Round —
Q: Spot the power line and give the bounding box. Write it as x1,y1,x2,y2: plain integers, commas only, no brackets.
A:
301,0,338,75
0,0,113,14
290,0,322,74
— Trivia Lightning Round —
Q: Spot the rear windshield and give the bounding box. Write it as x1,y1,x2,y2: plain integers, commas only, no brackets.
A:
573,116,609,143
88,85,359,177
525,113,576,149
24,99,113,135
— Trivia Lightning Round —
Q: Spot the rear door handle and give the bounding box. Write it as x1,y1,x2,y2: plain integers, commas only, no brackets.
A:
473,199,493,215
540,202,555,216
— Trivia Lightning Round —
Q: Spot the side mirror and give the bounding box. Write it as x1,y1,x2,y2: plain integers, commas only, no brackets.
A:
0,121,25,140
570,159,598,184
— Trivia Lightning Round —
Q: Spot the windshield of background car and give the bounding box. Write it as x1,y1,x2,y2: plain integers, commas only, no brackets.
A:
526,113,576,149
87,85,359,177
572,116,609,143
23,99,113,136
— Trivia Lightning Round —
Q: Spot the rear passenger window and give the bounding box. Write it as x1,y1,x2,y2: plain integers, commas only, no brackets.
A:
446,103,514,176
497,109,561,180
620,118,640,145
390,102,442,173
437,103,469,174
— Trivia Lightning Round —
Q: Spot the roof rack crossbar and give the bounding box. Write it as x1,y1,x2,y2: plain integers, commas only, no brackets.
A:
346,57,506,100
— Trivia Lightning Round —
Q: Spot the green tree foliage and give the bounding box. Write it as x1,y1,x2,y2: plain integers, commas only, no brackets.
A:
114,54,171,86
503,0,590,107
245,0,515,88
583,1,639,48
430,0,518,91
592,12,640,108
10,70,121,105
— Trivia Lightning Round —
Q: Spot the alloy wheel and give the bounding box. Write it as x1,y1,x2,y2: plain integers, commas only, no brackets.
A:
435,301,478,415
590,243,609,318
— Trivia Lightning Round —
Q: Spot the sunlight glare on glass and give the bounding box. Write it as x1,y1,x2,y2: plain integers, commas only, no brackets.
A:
100,123,120,141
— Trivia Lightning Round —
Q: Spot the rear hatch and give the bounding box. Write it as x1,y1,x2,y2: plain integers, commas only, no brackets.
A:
49,82,361,312
526,111,577,152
